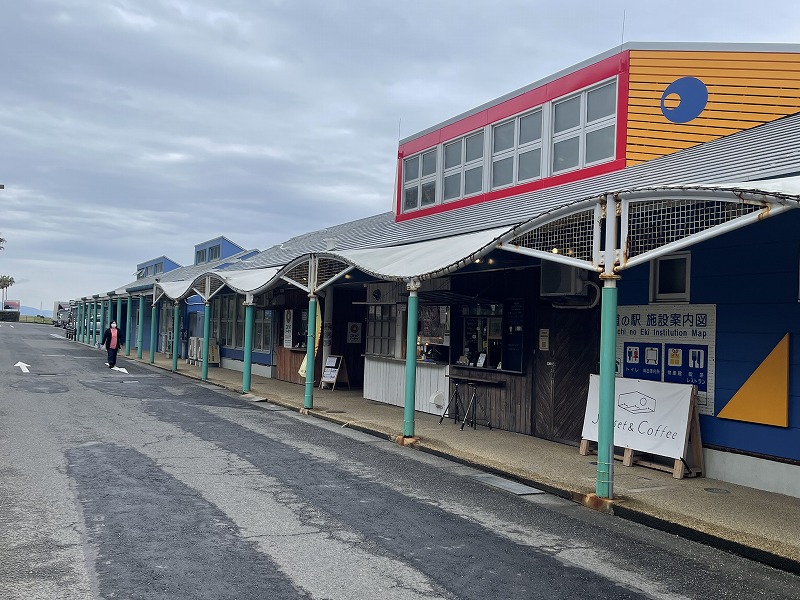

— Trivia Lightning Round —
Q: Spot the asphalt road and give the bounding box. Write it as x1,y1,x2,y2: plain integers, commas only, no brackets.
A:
1,323,799,599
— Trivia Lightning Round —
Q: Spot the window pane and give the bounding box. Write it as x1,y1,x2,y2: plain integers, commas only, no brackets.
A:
519,111,542,144
518,148,541,181
464,166,483,195
422,149,437,177
658,258,687,294
587,82,616,122
552,136,580,171
585,125,616,163
255,322,263,350
554,96,581,133
465,132,484,162
404,156,419,182
492,121,514,154
492,156,513,188
421,181,436,206
404,186,418,211
444,141,462,169
444,173,461,200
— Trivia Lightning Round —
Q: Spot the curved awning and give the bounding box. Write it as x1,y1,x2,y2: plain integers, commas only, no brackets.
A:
153,267,283,302
496,175,800,273
326,226,512,281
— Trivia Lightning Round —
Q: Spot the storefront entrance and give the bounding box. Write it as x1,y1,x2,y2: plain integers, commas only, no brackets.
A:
534,302,601,444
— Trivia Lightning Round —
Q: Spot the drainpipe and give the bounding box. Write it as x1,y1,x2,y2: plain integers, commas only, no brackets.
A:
171,301,180,372
403,280,420,437
125,296,132,356
201,300,211,381
136,295,144,359
597,196,620,500
149,301,157,364
242,295,254,392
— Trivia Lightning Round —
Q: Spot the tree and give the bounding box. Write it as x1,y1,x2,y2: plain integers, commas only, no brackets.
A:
0,233,5,250
0,275,14,303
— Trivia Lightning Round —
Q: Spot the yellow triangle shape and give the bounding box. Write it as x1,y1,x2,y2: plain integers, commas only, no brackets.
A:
717,333,789,427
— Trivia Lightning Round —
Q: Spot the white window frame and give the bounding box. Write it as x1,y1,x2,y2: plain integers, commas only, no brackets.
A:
196,249,207,264
650,252,691,303
399,77,617,214
208,245,221,261
551,79,617,175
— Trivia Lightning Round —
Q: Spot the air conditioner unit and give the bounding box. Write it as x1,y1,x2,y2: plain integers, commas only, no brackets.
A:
540,262,586,297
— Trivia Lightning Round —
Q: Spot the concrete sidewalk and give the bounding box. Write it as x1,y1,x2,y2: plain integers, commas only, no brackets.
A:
124,351,800,574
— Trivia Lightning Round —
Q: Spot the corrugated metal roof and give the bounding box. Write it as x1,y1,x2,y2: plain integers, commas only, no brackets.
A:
223,112,800,274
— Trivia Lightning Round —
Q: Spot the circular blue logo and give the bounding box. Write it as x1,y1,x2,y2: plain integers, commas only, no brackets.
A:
660,77,708,123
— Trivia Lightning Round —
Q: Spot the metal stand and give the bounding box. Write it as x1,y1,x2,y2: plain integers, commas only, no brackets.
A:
461,382,492,431
439,380,466,425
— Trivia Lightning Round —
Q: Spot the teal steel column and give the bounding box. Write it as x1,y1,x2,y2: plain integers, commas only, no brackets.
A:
116,297,122,327
90,302,96,345
136,295,144,359
201,301,211,381
242,302,255,392
99,301,105,342
149,302,157,364
171,302,180,372
596,282,618,499
303,295,317,409
403,282,420,437
76,303,83,342
596,196,620,500
125,296,132,356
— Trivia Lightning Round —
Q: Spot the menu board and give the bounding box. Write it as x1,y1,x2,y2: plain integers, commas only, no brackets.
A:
502,299,524,372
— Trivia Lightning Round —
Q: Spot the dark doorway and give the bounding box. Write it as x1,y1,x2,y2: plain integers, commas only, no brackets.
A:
534,301,601,444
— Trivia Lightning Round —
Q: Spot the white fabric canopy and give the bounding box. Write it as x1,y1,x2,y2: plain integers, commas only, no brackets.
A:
331,226,511,280
209,267,282,295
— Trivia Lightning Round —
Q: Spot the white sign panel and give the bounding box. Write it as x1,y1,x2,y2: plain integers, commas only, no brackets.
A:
617,304,716,416
283,309,293,348
582,375,692,459
347,322,362,344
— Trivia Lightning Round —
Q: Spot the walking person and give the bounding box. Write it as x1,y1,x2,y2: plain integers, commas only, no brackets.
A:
101,320,124,369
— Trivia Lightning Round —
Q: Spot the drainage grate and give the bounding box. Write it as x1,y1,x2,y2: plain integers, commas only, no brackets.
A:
703,487,731,494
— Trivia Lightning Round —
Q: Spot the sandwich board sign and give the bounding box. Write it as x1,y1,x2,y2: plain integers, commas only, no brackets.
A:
320,355,350,390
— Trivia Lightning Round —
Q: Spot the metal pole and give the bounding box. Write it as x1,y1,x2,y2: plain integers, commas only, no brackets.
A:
403,281,420,437
116,297,122,326
149,302,157,364
596,196,620,500
136,295,144,359
201,301,211,381
242,300,255,392
125,296,132,356
171,302,180,372
303,295,317,409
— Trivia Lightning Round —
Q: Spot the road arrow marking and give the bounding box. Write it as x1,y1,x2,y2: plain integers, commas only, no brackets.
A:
112,366,129,373
14,361,31,373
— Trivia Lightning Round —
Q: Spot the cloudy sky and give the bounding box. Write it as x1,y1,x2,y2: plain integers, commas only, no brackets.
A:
1,0,799,311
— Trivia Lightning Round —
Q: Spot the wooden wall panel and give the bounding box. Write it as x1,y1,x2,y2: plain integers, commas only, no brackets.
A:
448,366,532,435
626,50,800,165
